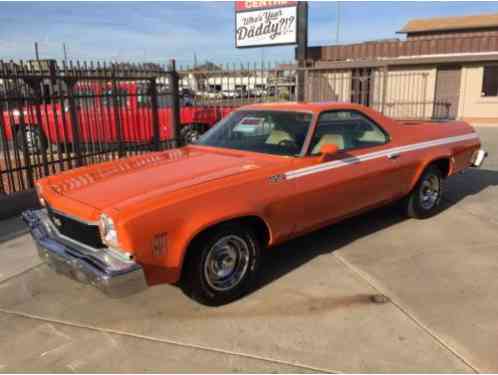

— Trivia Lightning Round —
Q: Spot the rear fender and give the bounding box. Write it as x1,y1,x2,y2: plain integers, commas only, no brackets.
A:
408,153,452,192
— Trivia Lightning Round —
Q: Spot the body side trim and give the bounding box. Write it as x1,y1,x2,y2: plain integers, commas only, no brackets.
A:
285,133,478,180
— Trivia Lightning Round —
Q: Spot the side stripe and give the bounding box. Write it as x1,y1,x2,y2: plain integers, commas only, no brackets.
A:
285,133,478,180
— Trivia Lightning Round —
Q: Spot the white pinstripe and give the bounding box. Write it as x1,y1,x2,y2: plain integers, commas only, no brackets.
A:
285,132,478,180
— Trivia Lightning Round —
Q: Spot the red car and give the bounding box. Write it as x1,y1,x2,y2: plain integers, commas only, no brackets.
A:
1,81,234,151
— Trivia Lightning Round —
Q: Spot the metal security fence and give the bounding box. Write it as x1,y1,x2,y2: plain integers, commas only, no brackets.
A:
0,57,453,197
178,62,297,106
304,67,451,120
0,59,180,195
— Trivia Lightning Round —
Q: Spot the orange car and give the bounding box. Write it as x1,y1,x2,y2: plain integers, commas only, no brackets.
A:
23,102,487,305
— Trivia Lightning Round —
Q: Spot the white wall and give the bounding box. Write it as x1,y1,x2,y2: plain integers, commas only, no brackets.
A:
458,64,498,121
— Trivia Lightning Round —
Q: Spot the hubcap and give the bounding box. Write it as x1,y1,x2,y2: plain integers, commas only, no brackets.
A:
185,130,201,143
204,235,250,292
419,174,441,210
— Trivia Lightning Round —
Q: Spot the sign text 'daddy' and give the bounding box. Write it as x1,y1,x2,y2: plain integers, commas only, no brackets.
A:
235,1,298,48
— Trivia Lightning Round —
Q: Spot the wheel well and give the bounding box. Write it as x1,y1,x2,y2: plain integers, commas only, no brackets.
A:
430,158,450,178
181,216,270,272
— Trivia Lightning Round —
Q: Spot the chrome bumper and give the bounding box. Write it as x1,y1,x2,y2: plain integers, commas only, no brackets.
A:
471,149,487,168
22,209,147,297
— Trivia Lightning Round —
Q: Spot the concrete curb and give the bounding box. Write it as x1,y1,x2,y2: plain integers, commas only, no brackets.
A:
0,189,40,221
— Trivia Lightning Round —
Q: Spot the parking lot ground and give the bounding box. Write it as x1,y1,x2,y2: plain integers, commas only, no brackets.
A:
0,126,496,373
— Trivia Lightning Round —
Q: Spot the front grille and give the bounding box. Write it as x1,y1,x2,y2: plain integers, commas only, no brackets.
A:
47,207,105,249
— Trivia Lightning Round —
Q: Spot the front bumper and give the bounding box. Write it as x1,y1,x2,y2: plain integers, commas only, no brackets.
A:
22,209,147,297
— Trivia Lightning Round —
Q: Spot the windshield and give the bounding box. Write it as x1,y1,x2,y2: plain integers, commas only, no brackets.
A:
198,110,313,156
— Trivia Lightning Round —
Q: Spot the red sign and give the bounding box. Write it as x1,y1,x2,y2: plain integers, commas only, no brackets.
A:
235,1,297,11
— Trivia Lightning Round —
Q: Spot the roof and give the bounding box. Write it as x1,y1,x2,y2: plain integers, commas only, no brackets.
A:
311,52,498,70
399,13,498,34
238,101,366,113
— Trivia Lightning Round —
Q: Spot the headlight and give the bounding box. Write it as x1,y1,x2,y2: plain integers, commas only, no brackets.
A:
99,213,119,247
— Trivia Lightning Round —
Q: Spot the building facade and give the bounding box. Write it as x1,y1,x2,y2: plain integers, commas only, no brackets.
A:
306,13,498,122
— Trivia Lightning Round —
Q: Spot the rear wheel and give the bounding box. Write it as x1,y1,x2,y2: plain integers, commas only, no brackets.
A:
405,165,443,219
182,223,261,306
180,124,207,144
16,126,48,154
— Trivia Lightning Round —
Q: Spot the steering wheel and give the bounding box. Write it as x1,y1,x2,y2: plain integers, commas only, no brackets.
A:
278,139,298,149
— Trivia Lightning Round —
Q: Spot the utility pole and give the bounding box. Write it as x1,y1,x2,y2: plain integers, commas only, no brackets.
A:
296,1,308,102
336,2,341,44
34,42,40,60
63,43,68,63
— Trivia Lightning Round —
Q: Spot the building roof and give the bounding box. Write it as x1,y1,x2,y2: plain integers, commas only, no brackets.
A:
311,52,498,70
399,13,498,34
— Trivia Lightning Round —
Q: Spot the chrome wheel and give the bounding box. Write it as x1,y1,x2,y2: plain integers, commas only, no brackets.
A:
419,174,441,210
203,235,250,292
181,125,203,144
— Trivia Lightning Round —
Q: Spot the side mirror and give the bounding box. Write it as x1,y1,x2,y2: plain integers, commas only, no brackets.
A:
319,144,339,162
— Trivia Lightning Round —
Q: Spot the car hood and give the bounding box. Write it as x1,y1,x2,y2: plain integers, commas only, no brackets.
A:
45,146,278,211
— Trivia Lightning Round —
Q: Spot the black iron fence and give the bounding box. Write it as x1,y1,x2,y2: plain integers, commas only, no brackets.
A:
0,58,452,196
304,67,451,120
0,59,180,195
178,62,297,106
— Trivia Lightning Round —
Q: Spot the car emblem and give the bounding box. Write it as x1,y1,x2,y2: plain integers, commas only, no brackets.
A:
269,174,286,183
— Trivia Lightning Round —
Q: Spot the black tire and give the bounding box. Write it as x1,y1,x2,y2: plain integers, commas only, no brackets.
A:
180,124,206,144
181,223,261,306
405,165,443,219
16,126,48,154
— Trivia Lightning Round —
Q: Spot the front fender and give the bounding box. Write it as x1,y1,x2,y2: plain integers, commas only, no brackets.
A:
169,202,271,276
120,192,273,284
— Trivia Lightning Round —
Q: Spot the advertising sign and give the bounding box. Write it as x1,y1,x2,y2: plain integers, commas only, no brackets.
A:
235,1,298,48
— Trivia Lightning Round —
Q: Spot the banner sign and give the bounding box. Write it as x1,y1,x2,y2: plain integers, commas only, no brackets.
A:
235,1,298,48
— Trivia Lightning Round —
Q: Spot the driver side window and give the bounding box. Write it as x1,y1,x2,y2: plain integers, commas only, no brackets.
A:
309,110,388,155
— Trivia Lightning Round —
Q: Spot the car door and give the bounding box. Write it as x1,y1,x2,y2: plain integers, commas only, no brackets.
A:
289,109,405,233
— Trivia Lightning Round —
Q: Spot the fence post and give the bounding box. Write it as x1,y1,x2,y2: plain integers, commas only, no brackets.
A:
29,78,50,176
168,59,181,147
296,2,308,102
381,66,389,115
65,79,83,167
111,75,124,157
150,78,161,151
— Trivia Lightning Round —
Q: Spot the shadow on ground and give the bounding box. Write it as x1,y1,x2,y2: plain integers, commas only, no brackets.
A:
253,167,498,293
0,216,28,244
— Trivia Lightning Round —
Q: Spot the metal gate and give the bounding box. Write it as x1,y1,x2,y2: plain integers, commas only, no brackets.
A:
304,67,451,120
0,59,180,195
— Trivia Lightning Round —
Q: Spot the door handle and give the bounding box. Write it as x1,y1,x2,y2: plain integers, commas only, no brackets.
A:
387,152,401,160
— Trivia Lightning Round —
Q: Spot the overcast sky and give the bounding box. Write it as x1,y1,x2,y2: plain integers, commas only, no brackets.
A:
1,1,497,67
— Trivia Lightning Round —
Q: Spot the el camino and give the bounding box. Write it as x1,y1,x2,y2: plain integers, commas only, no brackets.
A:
23,102,487,305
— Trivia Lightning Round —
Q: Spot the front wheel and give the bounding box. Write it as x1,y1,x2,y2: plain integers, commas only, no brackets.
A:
404,165,443,219
181,224,261,306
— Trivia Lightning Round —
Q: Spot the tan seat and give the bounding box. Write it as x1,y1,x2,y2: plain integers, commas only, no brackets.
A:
358,130,386,143
312,134,345,154
265,130,293,145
